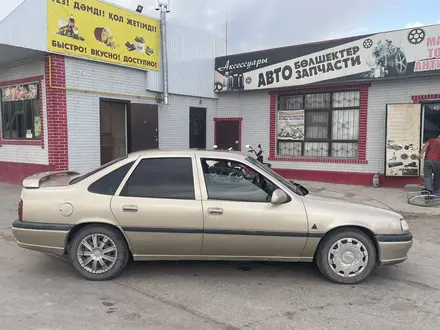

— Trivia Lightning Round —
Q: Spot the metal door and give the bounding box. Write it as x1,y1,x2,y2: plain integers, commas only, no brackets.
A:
129,103,158,152
189,107,206,149
215,120,240,150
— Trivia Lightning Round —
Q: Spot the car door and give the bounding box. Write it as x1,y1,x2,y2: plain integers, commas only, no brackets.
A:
111,155,203,258
197,155,308,259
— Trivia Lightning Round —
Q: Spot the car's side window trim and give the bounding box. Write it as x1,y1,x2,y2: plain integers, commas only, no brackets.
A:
114,155,201,200
197,156,289,204
114,156,143,197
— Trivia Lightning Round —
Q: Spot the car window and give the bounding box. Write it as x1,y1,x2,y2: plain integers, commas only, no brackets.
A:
120,157,195,200
246,156,307,196
88,161,135,195
200,158,278,202
69,156,129,185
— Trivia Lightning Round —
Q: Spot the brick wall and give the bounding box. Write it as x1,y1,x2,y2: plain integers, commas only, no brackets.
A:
44,55,68,171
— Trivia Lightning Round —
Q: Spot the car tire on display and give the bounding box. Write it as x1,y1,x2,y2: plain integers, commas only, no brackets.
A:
387,50,408,75
315,228,377,284
69,224,130,281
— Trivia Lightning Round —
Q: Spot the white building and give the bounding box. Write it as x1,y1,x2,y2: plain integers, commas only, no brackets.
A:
1,0,439,187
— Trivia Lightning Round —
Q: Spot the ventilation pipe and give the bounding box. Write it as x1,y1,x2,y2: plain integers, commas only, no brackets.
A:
156,0,170,105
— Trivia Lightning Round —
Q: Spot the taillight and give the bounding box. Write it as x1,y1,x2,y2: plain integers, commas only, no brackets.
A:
18,199,23,221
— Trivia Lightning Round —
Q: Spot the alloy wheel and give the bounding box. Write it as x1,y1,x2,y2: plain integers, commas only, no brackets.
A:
76,233,118,274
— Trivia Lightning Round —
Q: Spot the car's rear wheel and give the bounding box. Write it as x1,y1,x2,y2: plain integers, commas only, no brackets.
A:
316,228,377,284
69,225,129,281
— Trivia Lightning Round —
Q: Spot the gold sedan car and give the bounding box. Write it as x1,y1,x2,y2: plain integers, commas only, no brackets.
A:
12,149,413,284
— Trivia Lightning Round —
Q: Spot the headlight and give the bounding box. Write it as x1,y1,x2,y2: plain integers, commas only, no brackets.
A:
400,219,409,232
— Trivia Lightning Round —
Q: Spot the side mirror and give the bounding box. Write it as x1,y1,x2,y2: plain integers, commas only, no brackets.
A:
258,144,261,148
271,189,289,205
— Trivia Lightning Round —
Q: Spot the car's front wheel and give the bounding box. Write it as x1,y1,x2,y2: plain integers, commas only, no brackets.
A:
316,228,377,284
69,224,130,281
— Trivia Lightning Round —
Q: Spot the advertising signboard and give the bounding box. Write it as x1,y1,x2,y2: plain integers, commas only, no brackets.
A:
47,0,160,71
214,25,440,92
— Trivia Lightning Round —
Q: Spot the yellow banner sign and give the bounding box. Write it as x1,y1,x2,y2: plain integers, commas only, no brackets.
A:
47,0,160,71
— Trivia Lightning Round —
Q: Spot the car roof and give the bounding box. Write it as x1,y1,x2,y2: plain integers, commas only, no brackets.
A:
127,148,248,160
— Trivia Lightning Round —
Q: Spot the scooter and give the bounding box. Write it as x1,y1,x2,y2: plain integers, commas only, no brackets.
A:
245,144,272,168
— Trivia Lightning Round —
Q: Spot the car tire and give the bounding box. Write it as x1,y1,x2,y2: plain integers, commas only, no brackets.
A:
315,228,377,284
69,224,130,281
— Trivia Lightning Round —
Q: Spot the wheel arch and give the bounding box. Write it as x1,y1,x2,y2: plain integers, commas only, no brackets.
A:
65,221,134,258
313,225,379,262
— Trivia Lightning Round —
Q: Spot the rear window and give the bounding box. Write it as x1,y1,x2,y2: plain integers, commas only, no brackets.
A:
88,161,135,195
69,156,129,185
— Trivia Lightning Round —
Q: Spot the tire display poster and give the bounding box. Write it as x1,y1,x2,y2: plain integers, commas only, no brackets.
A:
385,104,422,177
47,0,160,71
277,110,305,141
214,24,440,92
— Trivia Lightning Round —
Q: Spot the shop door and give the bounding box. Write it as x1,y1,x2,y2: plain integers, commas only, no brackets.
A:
421,102,440,176
100,101,127,165
215,119,240,150
129,103,158,152
422,103,440,142
189,107,206,149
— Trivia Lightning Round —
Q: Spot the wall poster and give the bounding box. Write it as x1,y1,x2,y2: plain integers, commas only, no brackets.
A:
1,83,38,102
277,110,305,141
385,103,422,177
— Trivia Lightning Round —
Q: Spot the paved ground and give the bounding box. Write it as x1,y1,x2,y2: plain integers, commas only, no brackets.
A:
1,182,440,330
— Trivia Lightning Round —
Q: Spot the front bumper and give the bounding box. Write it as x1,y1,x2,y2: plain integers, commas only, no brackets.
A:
376,232,413,266
12,220,72,255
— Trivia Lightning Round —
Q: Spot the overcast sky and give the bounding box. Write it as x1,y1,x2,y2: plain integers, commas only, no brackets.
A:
1,0,439,54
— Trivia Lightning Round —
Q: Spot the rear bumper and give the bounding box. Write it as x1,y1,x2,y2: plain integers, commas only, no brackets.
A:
12,220,72,255
376,232,413,266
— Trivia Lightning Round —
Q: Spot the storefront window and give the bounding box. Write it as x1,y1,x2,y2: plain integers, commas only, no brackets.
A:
277,90,360,158
0,83,40,139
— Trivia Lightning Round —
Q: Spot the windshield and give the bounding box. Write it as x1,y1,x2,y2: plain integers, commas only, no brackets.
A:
246,156,307,196
69,155,129,185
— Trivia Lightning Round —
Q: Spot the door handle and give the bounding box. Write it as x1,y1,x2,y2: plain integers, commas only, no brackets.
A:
123,205,138,212
208,207,223,215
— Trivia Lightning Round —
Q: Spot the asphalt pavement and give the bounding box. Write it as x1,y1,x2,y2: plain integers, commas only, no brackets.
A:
0,182,439,330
